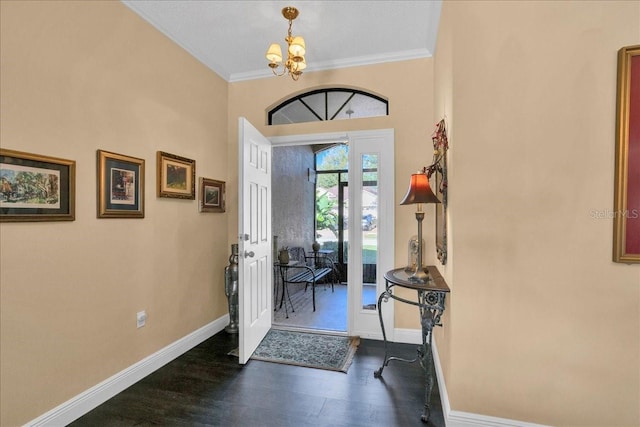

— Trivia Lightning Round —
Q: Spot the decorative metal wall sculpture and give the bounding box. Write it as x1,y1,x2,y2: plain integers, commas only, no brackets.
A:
426,119,449,265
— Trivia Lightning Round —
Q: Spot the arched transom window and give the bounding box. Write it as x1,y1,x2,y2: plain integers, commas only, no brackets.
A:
268,88,388,125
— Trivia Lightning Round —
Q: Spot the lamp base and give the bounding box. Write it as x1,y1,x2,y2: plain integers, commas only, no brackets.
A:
407,266,429,283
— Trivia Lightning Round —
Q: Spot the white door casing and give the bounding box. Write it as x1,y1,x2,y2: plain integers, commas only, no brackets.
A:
238,117,272,364
270,129,394,339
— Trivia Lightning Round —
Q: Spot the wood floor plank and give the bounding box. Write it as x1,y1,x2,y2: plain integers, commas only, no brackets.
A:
69,331,445,427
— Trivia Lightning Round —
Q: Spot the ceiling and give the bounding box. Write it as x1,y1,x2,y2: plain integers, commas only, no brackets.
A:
121,1,442,82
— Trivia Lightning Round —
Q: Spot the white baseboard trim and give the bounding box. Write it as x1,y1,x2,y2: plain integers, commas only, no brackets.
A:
446,411,550,427
429,333,550,427
393,327,423,344
26,315,229,427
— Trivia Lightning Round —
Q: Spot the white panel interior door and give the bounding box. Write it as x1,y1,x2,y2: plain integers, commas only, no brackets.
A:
238,117,272,364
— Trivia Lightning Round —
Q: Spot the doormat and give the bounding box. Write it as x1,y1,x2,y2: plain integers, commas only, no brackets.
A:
230,329,360,373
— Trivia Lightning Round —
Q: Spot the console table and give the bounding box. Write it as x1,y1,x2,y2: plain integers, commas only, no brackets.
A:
374,266,450,423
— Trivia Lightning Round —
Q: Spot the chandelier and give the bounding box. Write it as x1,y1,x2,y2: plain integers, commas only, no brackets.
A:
265,6,306,81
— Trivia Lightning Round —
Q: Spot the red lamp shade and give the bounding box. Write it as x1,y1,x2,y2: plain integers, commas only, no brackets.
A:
400,172,440,205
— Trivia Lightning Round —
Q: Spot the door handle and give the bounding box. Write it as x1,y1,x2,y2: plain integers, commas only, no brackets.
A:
244,251,255,258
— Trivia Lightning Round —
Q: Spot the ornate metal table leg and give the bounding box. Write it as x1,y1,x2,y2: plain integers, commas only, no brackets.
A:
420,329,435,422
375,286,420,378
374,289,391,378
419,298,437,423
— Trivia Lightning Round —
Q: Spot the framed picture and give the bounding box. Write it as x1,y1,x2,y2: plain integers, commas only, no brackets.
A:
0,149,75,222
157,151,195,200
199,177,225,213
613,44,640,263
97,150,145,218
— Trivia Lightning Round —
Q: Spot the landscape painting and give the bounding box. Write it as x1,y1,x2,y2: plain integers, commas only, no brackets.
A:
199,177,225,212
1,163,61,209
157,151,195,200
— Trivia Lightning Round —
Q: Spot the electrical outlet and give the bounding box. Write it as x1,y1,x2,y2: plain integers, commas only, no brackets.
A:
136,310,146,328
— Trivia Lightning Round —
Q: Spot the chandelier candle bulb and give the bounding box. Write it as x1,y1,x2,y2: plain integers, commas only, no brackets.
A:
289,36,306,58
266,44,283,64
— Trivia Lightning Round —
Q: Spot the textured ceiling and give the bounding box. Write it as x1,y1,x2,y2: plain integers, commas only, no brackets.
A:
121,0,442,82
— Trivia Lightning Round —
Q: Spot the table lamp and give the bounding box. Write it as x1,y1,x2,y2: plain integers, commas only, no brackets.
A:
400,169,441,283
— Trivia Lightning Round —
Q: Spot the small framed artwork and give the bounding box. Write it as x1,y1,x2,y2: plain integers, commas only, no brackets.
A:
613,44,640,263
199,177,225,213
97,150,145,218
0,149,76,222
157,151,195,200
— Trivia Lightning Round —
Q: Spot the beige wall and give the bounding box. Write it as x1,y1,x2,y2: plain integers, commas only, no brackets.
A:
2,1,639,426
436,1,640,426
0,2,229,425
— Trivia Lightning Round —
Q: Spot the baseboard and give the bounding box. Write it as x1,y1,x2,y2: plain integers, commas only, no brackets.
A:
393,327,423,344
26,315,229,427
432,337,550,427
446,411,550,427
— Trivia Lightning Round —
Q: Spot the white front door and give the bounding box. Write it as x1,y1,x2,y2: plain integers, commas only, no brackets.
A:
238,117,272,364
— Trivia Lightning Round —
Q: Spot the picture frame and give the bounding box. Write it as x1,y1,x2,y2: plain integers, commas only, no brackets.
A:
613,44,640,263
97,150,145,218
199,177,226,213
0,149,76,222
157,151,195,200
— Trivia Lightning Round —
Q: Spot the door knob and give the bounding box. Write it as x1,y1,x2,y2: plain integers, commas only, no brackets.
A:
244,251,255,258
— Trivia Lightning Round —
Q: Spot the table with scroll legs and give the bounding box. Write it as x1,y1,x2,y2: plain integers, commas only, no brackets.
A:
374,266,450,423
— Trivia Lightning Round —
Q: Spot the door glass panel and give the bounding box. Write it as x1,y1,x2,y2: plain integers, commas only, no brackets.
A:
332,93,388,121
315,145,349,283
327,91,352,119
361,154,378,310
271,101,320,125
315,172,339,257
341,176,349,276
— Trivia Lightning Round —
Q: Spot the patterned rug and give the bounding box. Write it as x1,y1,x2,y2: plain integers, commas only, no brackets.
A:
242,329,360,373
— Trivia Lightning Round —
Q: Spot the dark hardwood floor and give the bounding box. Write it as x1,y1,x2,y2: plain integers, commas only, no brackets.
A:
69,330,445,427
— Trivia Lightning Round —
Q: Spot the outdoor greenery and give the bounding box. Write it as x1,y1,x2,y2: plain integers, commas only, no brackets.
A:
314,144,379,268
316,145,347,189
315,191,337,232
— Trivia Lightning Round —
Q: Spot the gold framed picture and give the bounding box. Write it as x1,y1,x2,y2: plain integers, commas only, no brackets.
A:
0,149,76,222
157,151,195,200
199,177,225,213
97,150,145,218
613,45,640,263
